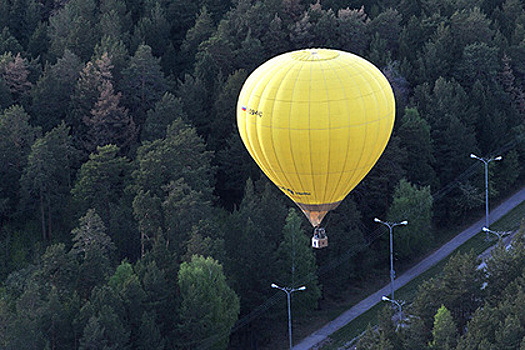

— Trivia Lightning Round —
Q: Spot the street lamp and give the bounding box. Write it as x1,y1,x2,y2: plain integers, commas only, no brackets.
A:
374,218,408,304
381,295,403,318
482,226,510,242
271,283,306,350
470,153,502,239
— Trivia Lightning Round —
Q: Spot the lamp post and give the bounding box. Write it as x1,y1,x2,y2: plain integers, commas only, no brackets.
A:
482,226,510,242
271,283,306,350
374,218,408,303
470,153,502,239
382,295,403,319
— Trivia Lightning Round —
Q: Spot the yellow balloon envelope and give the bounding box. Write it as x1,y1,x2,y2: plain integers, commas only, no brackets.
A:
237,48,395,228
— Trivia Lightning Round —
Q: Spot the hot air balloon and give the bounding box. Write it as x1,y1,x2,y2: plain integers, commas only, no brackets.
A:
237,48,395,248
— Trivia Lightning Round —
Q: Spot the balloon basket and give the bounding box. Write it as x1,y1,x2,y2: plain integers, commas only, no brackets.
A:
312,227,328,249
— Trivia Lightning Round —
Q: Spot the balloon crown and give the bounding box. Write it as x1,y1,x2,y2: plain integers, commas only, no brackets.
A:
290,48,340,61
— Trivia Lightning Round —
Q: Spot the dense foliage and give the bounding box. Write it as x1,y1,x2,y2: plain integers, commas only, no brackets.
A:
357,224,525,350
0,0,524,348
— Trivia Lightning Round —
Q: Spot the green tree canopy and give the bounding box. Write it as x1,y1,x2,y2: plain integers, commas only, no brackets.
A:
386,178,434,260
429,305,458,350
274,208,322,314
178,255,240,349
20,122,74,241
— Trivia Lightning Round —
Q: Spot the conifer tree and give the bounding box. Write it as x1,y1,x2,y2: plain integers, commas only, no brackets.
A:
0,105,38,222
0,52,32,105
274,208,321,314
429,305,457,350
72,144,132,241
142,92,186,141
21,122,74,241
83,77,137,153
120,44,168,126
31,49,83,132
71,209,115,298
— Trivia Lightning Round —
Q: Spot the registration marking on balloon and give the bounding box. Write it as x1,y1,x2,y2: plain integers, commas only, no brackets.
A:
241,106,263,117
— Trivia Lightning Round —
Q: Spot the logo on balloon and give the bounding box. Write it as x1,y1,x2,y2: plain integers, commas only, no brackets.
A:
278,185,310,196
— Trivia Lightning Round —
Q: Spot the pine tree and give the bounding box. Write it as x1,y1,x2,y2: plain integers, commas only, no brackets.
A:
318,196,367,294
429,305,457,350
69,53,114,147
132,118,215,257
71,209,114,259
20,122,74,241
495,314,522,350
31,50,83,132
71,144,132,234
397,107,437,187
120,44,168,127
0,52,32,105
499,54,525,117
367,8,402,57
400,315,429,350
141,92,186,142
98,0,132,43
223,180,279,314
78,307,130,350
0,27,23,57
336,7,369,55
47,0,100,61
209,69,248,151
274,208,321,314
5,0,40,47
357,324,394,350
0,105,38,222
137,311,165,350
485,229,525,303
83,78,137,153
133,1,170,57
108,261,146,345
134,251,178,342
180,6,215,68
92,35,130,83
71,209,115,298
27,21,50,60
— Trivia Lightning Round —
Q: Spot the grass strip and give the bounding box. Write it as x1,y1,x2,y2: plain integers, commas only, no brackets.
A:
321,200,525,349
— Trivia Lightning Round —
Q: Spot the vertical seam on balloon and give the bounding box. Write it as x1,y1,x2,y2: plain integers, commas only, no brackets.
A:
265,57,307,196
324,57,350,205
243,58,287,185
357,60,375,174
357,61,391,197
253,58,284,183
343,59,372,196
260,58,298,191
361,61,385,179
358,61,383,197
285,58,309,202
242,65,271,177
307,55,317,206
341,59,369,196
320,55,331,206
365,61,387,175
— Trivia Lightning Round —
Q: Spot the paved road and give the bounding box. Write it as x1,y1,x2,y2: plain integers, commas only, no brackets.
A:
294,186,525,350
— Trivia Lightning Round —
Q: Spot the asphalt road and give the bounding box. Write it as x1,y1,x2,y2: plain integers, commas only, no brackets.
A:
294,185,525,350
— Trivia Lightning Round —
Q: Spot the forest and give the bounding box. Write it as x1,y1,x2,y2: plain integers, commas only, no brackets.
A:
0,0,524,348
